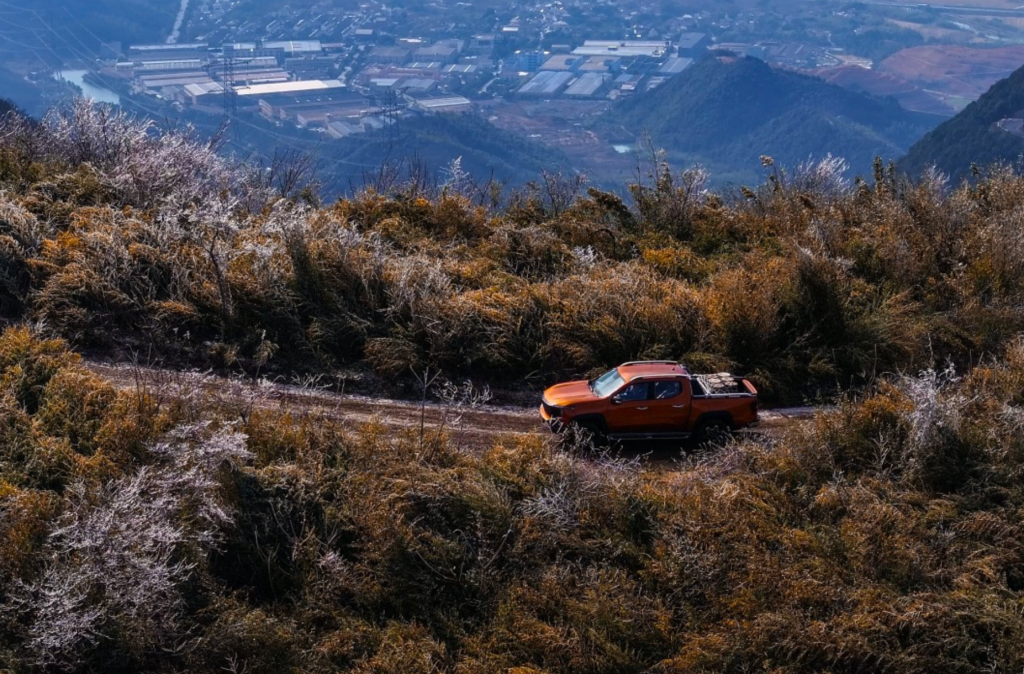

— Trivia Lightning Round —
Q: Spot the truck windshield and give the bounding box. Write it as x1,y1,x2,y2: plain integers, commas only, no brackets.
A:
590,368,625,398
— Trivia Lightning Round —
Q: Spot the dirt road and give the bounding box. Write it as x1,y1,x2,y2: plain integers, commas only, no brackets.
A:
85,362,817,465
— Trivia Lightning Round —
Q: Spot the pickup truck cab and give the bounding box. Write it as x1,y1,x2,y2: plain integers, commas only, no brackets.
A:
540,361,758,444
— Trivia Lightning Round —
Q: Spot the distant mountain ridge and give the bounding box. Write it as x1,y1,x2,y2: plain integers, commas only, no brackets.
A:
611,56,944,183
902,62,1024,182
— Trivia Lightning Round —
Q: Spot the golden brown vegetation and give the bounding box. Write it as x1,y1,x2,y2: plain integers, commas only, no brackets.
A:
4,104,1024,403
2,324,1024,673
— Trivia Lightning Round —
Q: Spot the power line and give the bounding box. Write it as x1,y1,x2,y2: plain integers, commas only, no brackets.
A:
221,46,237,119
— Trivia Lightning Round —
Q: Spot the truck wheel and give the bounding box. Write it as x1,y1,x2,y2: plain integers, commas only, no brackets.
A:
696,420,732,449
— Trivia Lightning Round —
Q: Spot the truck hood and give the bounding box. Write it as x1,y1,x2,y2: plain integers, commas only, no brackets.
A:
542,380,600,407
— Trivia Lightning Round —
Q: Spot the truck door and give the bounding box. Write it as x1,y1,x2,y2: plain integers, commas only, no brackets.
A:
604,382,652,433
646,379,692,432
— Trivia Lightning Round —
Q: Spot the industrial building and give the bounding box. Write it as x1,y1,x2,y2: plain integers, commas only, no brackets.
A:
136,72,211,92
327,120,362,139
564,72,609,98
518,70,574,96
468,34,495,55
284,55,336,78
370,46,412,64
659,57,694,75
233,79,347,99
183,81,225,106
444,64,478,75
414,44,458,64
233,80,368,125
412,96,472,114
508,51,547,72
677,33,710,56
401,78,436,92
263,40,323,55
572,41,671,58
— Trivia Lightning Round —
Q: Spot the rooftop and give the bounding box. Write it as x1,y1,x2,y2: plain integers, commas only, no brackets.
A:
415,96,472,109
263,40,323,53
184,82,225,96
541,54,579,71
573,40,670,58
677,33,709,50
518,70,574,95
564,72,607,97
659,57,694,74
130,43,208,52
233,79,345,96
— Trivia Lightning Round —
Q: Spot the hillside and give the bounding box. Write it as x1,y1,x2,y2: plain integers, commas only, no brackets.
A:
0,0,178,46
6,97,1024,674
325,114,576,190
177,111,574,197
611,56,943,182
902,62,1024,182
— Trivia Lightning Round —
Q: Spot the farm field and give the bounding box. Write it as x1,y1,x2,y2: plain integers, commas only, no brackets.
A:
881,44,1024,105
813,64,957,116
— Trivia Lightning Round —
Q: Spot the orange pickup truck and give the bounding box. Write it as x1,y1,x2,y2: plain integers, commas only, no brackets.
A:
540,361,758,444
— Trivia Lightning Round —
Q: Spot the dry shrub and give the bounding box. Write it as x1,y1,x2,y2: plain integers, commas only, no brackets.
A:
3,104,1024,400
705,255,791,391
287,217,389,360
0,481,59,579
35,367,116,457
351,623,447,674
193,599,305,674
541,262,712,374
641,244,715,283
91,390,165,467
0,193,48,315
364,336,421,377
29,209,167,344
488,225,573,281
0,326,80,413
2,322,1024,673
476,564,673,673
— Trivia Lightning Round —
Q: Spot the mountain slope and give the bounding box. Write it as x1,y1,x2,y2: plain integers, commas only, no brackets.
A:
178,110,574,197
612,56,943,182
902,63,1024,181
1,1,177,47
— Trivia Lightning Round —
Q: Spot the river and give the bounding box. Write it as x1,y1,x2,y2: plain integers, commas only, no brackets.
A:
55,70,121,105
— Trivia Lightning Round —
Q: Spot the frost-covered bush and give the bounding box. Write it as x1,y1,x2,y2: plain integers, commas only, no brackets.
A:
38,100,230,210
12,423,250,670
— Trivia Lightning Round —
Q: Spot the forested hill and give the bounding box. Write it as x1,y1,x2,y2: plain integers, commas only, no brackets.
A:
188,112,575,197
902,63,1024,182
612,55,943,182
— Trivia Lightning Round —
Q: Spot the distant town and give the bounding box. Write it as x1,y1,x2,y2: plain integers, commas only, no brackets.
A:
72,29,717,141
34,0,1024,142
4,0,1024,186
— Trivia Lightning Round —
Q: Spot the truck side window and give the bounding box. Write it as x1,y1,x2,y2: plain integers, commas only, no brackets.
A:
652,381,682,399
614,383,648,402
691,379,706,397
